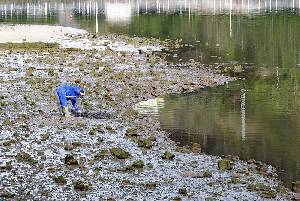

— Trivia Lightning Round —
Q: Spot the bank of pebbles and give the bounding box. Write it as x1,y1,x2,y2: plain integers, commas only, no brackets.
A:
0,33,292,200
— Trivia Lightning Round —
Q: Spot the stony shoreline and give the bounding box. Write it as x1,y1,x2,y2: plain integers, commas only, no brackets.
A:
0,30,296,200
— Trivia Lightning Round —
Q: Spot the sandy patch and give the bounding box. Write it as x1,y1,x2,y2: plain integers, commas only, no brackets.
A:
0,24,86,43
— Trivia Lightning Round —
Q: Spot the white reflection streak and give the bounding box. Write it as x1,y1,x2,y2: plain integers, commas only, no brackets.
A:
247,0,249,13
95,2,98,33
27,3,29,16
293,0,295,9
213,0,215,14
230,0,232,38
189,1,191,22
145,0,147,13
61,3,64,12
105,2,132,23
241,89,246,141
44,3,47,16
10,4,13,16
79,1,81,14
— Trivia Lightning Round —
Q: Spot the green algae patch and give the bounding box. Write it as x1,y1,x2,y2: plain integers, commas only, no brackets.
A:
247,183,277,199
132,160,144,169
0,42,59,50
53,176,67,185
190,143,201,154
217,159,232,171
111,147,130,159
259,190,277,199
16,152,37,165
162,151,175,160
125,128,139,137
138,138,153,149
94,149,109,160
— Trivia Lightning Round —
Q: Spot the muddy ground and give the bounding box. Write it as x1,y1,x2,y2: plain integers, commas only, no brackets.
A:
0,33,296,200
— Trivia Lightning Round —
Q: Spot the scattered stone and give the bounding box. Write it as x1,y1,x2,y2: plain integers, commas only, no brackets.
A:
229,176,240,184
292,193,300,201
111,147,130,159
1,191,15,199
173,196,182,201
145,182,157,190
162,151,175,160
64,154,79,165
0,161,13,171
40,133,50,141
218,159,232,171
2,139,16,147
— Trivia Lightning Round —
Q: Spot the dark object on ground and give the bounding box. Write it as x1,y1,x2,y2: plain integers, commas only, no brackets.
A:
72,111,115,119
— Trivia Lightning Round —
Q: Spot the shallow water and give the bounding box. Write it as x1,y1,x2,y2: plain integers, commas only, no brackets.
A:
1,0,300,184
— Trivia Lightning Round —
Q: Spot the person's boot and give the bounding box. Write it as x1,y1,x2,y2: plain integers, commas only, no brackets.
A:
62,107,70,117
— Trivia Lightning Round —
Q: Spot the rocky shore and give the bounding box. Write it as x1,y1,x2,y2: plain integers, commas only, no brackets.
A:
0,28,296,200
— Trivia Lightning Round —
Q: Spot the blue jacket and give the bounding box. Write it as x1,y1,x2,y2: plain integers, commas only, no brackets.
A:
56,85,84,112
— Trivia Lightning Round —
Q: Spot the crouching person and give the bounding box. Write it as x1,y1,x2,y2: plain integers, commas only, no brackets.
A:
56,85,85,117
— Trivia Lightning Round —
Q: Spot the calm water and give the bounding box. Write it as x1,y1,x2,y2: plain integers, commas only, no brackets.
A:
1,0,300,184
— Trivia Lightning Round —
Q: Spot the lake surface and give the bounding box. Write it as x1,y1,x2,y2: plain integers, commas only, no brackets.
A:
1,0,300,184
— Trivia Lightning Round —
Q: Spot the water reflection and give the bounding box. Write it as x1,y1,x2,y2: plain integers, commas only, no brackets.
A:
1,0,300,23
157,70,300,184
134,98,165,116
